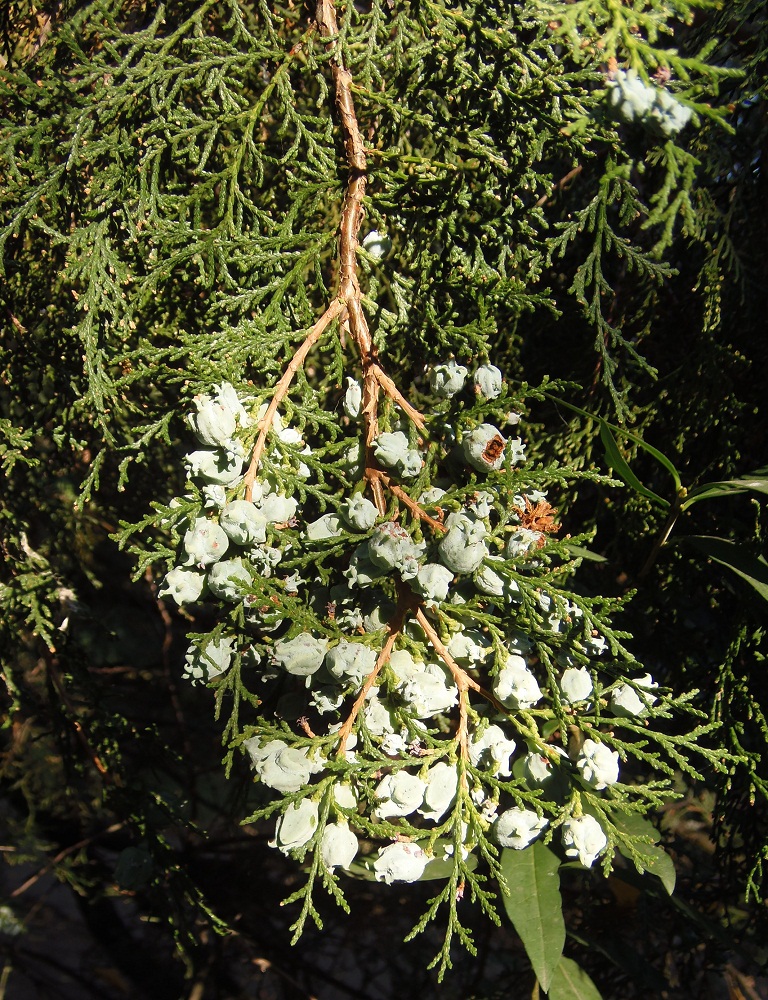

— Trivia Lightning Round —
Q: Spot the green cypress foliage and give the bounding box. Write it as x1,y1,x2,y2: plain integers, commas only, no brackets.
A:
2,0,767,990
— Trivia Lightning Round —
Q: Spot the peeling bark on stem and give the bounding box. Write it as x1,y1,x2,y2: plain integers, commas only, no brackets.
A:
246,0,426,516
317,0,382,507
316,0,426,515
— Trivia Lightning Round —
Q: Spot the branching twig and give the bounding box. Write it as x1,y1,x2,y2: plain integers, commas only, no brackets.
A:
334,588,414,757
414,608,475,768
372,363,426,431
243,298,346,501
414,607,513,735
534,164,583,208
10,822,123,898
316,0,427,515
243,0,425,515
636,493,684,580
45,652,117,783
333,630,398,759
369,469,447,532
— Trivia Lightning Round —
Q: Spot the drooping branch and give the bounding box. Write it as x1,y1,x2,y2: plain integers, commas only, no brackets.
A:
243,1,424,514
415,608,560,787
316,0,428,515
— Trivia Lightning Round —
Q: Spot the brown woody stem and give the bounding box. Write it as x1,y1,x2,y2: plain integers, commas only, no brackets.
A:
368,469,447,533
236,4,429,510
373,364,426,431
334,591,413,757
414,607,474,767
414,606,513,729
242,298,346,501
316,0,426,515
333,629,397,759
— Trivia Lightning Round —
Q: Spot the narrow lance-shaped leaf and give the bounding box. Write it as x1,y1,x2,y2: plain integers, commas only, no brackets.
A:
682,536,768,603
599,422,670,509
544,392,681,500
564,543,608,563
682,467,768,510
614,814,676,896
500,841,565,992
635,845,676,896
548,956,604,1000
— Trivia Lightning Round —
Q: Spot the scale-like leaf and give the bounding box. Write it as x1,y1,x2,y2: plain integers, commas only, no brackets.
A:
500,842,565,992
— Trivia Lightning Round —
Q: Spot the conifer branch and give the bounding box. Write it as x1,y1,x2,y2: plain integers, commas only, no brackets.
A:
45,650,116,784
372,365,426,431
317,0,382,512
414,607,475,768
332,628,396,758
10,822,124,900
370,470,447,533
535,164,583,208
334,588,414,757
415,607,519,734
316,0,425,514
243,298,346,501
4,0,758,981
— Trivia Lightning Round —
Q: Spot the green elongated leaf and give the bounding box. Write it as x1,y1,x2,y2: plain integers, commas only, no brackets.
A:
547,957,604,1000
610,812,675,894
564,543,608,563
682,469,768,510
640,846,676,895
599,422,669,509
419,850,479,881
613,428,682,491
543,392,681,497
683,535,768,602
500,842,565,992
617,842,676,895
612,811,660,843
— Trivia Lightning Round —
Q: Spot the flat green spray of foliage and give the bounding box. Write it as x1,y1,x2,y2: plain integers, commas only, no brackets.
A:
1,0,767,994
